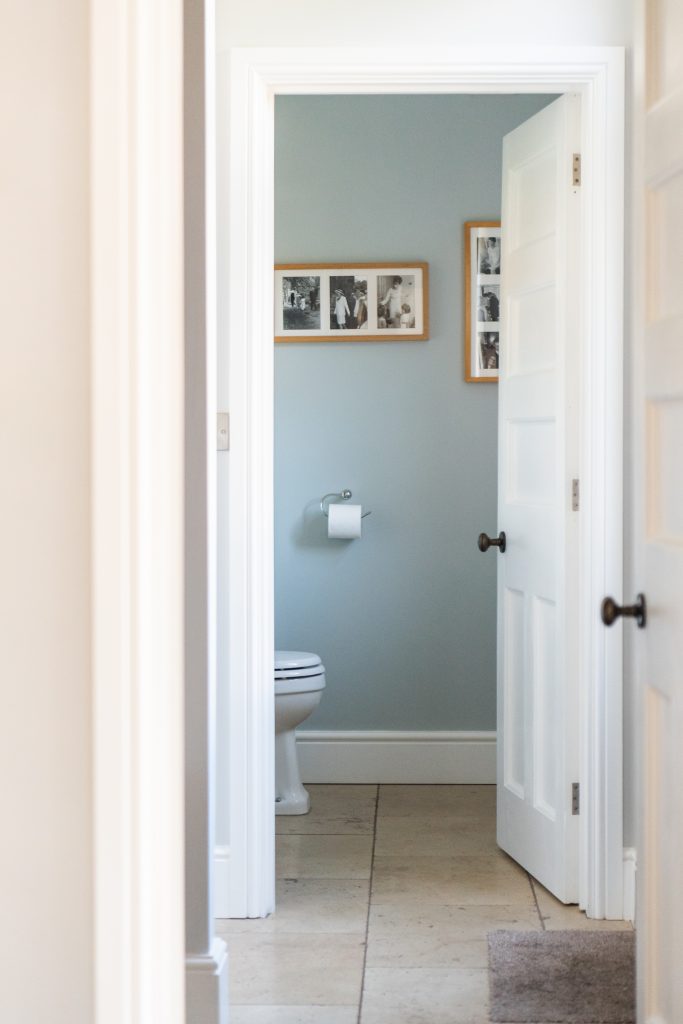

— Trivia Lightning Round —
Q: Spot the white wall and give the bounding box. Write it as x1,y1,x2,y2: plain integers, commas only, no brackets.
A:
217,0,632,49
0,3,93,1022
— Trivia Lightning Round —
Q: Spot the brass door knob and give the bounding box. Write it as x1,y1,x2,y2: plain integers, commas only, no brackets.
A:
478,531,506,554
601,593,647,629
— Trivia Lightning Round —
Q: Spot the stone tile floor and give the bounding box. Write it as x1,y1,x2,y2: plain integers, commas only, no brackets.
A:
217,785,632,1023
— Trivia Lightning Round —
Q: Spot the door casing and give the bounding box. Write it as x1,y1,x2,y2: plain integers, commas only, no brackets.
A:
217,45,626,920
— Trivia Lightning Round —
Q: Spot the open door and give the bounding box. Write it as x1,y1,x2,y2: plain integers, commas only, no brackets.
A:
491,94,581,903
635,1,683,1017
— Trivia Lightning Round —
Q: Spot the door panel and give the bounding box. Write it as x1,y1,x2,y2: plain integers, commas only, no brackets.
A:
497,94,580,903
638,3,683,1012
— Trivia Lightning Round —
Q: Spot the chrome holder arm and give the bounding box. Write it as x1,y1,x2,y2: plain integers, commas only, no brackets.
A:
320,489,371,519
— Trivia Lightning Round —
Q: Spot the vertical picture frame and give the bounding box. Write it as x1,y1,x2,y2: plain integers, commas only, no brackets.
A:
464,221,501,382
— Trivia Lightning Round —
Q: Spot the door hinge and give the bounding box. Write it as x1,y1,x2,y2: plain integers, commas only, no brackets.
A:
217,411,230,451
572,782,580,815
572,153,581,187
572,478,580,511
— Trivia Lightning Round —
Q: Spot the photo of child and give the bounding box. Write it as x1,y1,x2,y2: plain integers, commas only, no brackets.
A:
399,303,415,329
377,274,416,329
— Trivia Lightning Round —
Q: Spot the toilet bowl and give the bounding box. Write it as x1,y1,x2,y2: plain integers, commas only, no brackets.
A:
274,650,326,815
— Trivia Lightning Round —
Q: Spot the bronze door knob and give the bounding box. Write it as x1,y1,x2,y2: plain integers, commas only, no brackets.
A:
601,593,647,629
478,531,506,554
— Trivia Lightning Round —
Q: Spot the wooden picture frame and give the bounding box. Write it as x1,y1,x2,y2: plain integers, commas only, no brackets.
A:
275,262,429,343
464,222,501,382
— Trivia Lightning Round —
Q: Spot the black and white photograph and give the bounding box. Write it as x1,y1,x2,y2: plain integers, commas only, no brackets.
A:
281,275,321,331
275,263,429,342
477,284,500,323
478,332,499,370
377,273,416,329
464,221,501,381
329,275,368,331
477,235,501,275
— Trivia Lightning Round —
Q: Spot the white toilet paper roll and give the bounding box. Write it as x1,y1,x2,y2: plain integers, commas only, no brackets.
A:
327,502,362,539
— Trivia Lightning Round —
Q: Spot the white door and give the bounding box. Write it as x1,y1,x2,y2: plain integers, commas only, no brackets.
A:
491,94,581,903
636,1,683,1018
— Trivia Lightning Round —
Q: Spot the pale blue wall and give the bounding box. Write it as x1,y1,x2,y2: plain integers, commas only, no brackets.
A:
274,94,555,731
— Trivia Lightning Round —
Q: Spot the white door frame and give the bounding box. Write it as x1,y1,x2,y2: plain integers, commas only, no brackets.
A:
91,0,186,1019
220,45,626,919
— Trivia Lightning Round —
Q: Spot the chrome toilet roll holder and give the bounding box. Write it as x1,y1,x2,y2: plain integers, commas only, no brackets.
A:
320,489,372,519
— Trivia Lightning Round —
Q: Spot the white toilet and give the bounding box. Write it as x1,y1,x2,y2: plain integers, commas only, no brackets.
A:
274,650,326,815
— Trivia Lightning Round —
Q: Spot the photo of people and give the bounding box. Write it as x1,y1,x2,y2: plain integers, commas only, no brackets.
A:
275,263,428,342
465,223,501,381
477,235,501,275
282,276,320,330
329,275,368,330
477,284,500,323
377,274,416,329
478,332,499,370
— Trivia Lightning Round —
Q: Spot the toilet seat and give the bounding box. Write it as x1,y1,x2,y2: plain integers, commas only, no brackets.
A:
275,650,325,695
275,650,321,671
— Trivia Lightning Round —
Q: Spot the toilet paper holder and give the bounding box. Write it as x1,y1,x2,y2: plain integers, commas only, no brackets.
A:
320,489,372,519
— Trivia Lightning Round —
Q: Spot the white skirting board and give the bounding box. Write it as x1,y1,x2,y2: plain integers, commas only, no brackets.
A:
296,730,497,784
185,937,229,1024
623,847,637,924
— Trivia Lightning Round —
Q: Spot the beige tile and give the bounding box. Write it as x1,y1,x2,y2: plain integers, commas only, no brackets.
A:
372,852,533,906
226,932,365,1005
366,902,542,968
216,878,369,935
230,1007,358,1024
360,967,489,1024
377,784,496,820
532,879,634,931
276,784,377,835
277,834,373,879
374,814,497,857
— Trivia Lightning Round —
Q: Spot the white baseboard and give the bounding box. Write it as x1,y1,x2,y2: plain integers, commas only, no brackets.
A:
623,847,637,923
297,730,497,784
186,937,229,1024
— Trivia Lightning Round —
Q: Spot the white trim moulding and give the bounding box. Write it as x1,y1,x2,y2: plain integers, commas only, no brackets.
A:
185,938,229,1023
220,44,625,922
91,0,186,1018
297,730,496,784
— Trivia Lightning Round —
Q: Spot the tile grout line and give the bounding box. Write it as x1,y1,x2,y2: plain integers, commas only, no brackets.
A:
356,784,380,1024
528,873,546,930
277,831,373,836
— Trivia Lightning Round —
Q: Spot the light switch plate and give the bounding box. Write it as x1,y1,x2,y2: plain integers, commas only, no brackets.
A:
217,412,229,451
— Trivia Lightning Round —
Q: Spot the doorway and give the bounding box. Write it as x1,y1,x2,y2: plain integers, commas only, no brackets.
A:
272,91,553,769
216,46,626,923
